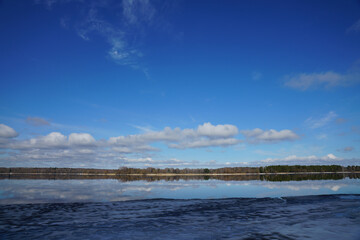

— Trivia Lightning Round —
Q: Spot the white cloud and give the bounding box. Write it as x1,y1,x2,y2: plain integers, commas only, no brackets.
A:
197,122,238,138
11,132,67,149
64,0,161,72
77,7,141,66
305,111,337,129
35,0,157,71
40,132,68,146
122,0,156,26
112,145,158,153
69,133,96,146
169,138,240,149
8,132,97,149
109,122,240,150
2,122,328,168
0,124,19,138
241,128,299,143
0,122,242,167
35,0,176,77
261,153,342,165
284,71,360,90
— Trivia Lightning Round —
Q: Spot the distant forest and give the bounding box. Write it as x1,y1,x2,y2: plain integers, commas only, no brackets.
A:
1,172,359,182
0,165,359,175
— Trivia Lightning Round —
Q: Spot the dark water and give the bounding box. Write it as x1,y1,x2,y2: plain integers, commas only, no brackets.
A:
1,174,360,239
1,195,360,239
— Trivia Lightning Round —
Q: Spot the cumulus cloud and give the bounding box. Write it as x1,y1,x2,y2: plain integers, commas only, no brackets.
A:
1,122,242,167
197,122,238,138
305,111,337,129
9,132,67,149
69,133,96,146
241,128,299,143
7,132,96,149
26,116,51,126
284,71,360,90
109,122,240,150
1,122,321,168
0,124,19,138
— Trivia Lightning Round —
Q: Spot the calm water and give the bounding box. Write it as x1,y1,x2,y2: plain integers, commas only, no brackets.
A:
1,174,360,239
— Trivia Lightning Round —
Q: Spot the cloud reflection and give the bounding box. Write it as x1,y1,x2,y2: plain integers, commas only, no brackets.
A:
1,177,359,204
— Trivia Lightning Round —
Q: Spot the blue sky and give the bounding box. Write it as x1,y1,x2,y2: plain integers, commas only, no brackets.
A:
1,0,360,168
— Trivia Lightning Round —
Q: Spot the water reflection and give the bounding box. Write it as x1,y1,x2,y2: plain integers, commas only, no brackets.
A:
1,173,359,181
0,174,359,204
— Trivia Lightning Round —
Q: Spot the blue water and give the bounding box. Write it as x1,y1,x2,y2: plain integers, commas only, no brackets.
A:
1,195,360,239
1,177,360,204
0,176,360,239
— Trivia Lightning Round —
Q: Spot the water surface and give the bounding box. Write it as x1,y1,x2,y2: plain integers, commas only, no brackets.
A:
1,195,360,239
0,173,359,204
1,174,360,239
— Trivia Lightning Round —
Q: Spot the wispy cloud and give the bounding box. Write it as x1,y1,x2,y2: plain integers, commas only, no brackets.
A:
305,111,337,129
316,134,327,140
347,19,360,33
37,0,165,75
337,147,354,153
284,71,360,90
168,138,240,149
351,126,360,135
336,118,347,124
35,0,59,9
240,128,299,144
122,0,156,26
261,153,344,165
252,71,262,81
76,7,145,68
129,124,154,133
26,116,51,126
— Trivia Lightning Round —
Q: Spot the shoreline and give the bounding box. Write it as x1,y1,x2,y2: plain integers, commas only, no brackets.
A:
1,171,359,176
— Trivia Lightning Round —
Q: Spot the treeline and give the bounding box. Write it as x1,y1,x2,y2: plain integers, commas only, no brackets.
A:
116,165,360,174
0,167,118,175
260,165,360,173
116,167,260,174
1,172,359,181
0,165,360,175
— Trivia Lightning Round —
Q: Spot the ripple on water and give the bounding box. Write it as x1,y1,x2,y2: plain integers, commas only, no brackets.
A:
0,195,360,240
